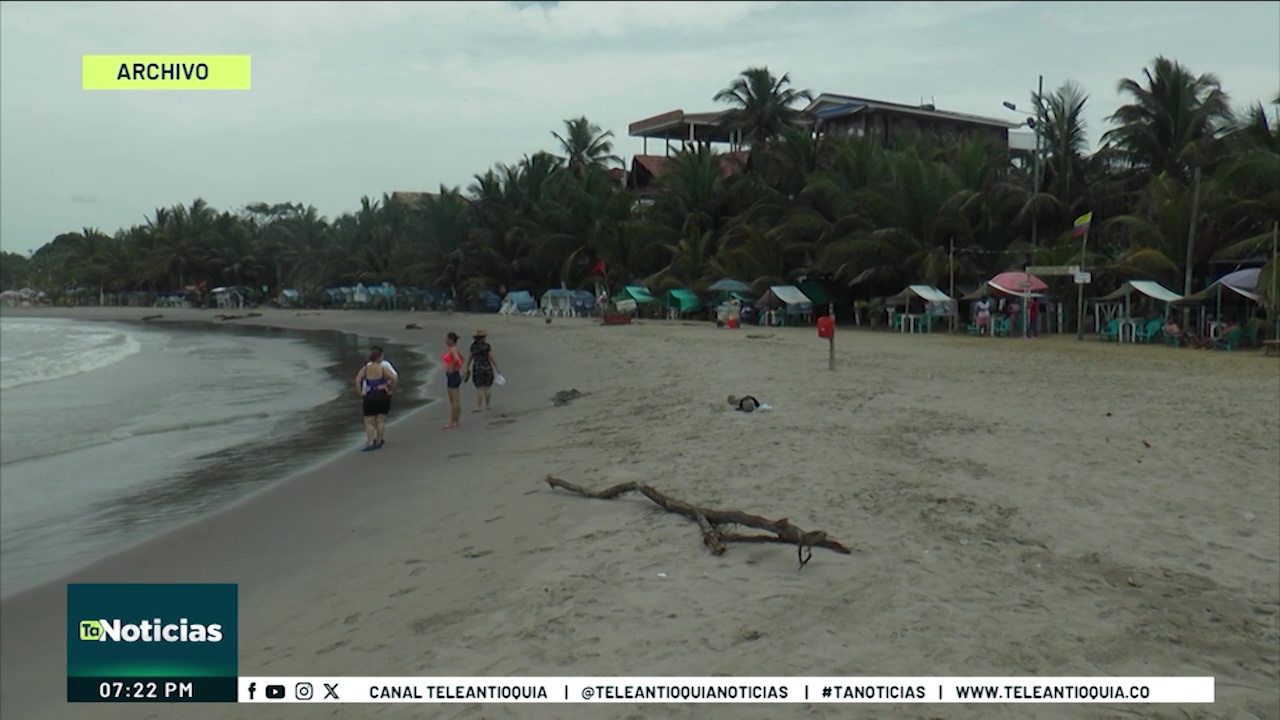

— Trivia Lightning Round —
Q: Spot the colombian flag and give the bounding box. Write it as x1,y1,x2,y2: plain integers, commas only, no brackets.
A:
1071,212,1093,237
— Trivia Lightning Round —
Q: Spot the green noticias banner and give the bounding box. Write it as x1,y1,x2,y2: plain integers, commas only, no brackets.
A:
67,583,238,702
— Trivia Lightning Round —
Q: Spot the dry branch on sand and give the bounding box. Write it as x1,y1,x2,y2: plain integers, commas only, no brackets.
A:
543,475,851,569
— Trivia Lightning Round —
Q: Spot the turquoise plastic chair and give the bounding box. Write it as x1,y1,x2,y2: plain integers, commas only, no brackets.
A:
1133,319,1163,343
1099,319,1120,341
1212,328,1243,351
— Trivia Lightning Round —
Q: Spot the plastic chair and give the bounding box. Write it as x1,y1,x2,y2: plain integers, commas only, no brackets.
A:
1212,328,1243,351
1098,319,1120,341
1133,319,1163,343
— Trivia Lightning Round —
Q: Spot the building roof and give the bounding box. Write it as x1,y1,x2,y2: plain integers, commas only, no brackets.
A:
629,151,749,183
629,109,727,135
629,93,1017,143
390,192,438,206
803,93,1018,129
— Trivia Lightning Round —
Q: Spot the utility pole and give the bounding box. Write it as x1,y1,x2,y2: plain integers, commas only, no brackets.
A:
949,238,956,333
1181,165,1202,331
1031,74,1044,248
1271,222,1278,340
1075,223,1089,341
1024,75,1044,339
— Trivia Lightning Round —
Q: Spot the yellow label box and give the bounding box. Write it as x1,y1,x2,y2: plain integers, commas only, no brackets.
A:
82,55,251,90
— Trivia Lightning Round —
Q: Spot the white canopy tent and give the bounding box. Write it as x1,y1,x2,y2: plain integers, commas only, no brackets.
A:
887,284,956,330
1091,280,1183,330
1173,280,1260,304
755,285,813,325
1095,280,1183,303
1171,279,1261,339
887,284,953,305
755,285,813,313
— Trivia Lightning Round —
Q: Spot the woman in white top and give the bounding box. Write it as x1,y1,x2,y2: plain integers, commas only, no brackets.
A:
974,297,992,335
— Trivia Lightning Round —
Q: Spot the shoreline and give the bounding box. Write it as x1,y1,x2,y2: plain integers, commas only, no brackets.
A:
1,306,586,720
1,306,1276,720
0,313,435,597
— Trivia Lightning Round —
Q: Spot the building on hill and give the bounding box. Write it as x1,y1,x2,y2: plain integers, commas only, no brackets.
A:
628,93,1018,157
803,93,1017,146
628,110,750,155
626,151,750,196
390,192,438,207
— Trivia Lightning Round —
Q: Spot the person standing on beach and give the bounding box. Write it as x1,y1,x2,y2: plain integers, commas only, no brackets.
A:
355,347,396,450
974,297,991,335
442,332,464,428
464,329,499,412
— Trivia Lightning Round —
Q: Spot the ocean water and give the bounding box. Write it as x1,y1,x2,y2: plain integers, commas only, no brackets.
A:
0,317,427,596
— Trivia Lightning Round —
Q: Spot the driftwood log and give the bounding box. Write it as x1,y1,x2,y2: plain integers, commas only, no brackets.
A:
544,475,851,569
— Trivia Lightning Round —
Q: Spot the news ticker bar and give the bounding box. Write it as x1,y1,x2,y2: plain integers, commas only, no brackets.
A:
237,677,1215,703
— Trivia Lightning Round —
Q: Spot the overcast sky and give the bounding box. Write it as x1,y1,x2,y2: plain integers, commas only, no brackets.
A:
1,1,1276,254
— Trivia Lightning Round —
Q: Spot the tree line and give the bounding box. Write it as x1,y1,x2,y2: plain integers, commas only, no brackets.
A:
3,57,1277,315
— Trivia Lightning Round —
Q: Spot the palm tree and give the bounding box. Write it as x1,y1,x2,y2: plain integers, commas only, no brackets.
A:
1102,56,1233,180
551,117,622,179
713,67,813,149
1036,81,1094,210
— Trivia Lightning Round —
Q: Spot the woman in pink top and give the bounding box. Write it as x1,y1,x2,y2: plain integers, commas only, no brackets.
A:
442,332,464,428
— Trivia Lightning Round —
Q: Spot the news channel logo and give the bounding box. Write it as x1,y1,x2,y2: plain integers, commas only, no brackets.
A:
67,584,238,680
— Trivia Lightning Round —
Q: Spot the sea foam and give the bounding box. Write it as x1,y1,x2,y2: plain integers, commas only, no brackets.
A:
0,321,143,391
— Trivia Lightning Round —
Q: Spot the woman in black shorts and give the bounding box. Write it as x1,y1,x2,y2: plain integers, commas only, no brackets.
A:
354,347,394,451
465,328,500,412
442,332,464,429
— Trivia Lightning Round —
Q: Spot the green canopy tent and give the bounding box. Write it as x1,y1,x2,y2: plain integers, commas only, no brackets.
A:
707,278,751,306
797,280,830,313
660,288,702,316
612,285,656,304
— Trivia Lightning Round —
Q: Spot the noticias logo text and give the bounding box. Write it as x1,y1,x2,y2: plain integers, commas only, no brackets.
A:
78,618,223,642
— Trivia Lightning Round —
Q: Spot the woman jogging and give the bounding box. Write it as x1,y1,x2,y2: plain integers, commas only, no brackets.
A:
354,346,395,450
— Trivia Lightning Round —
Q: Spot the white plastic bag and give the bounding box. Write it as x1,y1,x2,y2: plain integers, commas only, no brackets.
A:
494,373,506,387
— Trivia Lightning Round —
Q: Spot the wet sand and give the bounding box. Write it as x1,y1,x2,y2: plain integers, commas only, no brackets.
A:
2,306,1277,720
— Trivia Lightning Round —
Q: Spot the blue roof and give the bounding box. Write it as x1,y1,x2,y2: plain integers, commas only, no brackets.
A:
815,103,865,119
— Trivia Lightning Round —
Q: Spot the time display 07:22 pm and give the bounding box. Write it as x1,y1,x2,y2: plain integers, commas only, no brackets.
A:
99,680,194,700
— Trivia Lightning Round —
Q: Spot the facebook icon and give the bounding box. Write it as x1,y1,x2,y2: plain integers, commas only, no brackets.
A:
248,683,256,699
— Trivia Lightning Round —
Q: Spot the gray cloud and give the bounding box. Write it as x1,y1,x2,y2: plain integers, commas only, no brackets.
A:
0,1,1276,253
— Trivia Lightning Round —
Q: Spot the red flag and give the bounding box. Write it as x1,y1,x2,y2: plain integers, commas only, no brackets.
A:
590,259,606,275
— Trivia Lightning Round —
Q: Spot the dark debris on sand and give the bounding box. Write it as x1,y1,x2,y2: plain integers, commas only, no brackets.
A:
552,389,584,407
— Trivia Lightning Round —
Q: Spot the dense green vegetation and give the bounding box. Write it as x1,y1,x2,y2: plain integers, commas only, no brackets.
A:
4,57,1277,314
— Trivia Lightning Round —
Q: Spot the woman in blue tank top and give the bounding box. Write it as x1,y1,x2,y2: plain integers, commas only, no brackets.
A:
354,347,394,451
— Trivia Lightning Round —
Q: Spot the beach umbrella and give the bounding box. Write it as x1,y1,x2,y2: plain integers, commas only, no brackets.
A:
708,278,750,293
989,272,1048,294
988,272,1047,336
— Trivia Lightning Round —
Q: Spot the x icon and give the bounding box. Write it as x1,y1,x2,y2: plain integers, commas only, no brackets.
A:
324,683,339,699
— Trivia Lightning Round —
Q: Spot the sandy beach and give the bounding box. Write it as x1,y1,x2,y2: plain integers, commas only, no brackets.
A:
1,306,1277,720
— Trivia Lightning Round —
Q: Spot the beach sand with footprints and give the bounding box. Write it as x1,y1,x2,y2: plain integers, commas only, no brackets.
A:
1,306,1277,720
